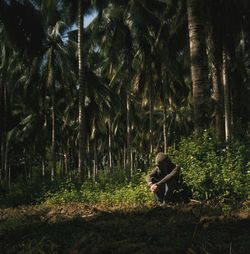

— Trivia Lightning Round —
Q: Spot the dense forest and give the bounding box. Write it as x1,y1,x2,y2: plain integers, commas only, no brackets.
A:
0,1,250,253
0,0,250,184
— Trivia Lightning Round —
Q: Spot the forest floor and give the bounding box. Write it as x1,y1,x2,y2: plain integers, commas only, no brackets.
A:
0,201,249,254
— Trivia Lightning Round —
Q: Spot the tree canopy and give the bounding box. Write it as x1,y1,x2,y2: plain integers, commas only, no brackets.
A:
0,0,250,183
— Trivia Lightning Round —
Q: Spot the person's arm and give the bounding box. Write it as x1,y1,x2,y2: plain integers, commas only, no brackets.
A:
156,165,180,185
146,169,157,186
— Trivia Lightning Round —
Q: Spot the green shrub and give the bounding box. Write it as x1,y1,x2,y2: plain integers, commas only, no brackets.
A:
41,171,153,206
2,130,249,207
169,130,250,202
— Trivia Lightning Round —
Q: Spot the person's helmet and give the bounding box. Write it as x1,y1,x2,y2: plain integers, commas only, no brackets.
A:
155,152,169,166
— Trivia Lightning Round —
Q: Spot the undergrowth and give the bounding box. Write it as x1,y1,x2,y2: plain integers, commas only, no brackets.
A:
0,130,249,208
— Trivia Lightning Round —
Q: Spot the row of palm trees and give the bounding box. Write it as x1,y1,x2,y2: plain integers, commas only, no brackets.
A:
0,0,250,185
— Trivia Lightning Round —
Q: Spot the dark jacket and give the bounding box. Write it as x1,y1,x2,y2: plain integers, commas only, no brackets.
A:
146,161,180,195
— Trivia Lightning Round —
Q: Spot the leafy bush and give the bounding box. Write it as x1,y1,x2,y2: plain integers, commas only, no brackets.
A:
42,171,153,206
2,130,249,207
169,130,250,202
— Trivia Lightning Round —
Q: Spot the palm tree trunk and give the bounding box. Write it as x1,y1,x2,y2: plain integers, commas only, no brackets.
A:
222,49,232,141
49,49,56,181
78,0,86,180
64,139,69,176
0,143,3,182
228,48,239,135
149,82,154,154
163,102,168,153
8,162,10,190
0,80,5,181
209,31,224,140
4,138,9,189
42,115,47,178
87,136,91,179
126,80,133,175
123,146,126,171
51,85,56,180
60,148,64,178
162,69,169,154
93,137,97,181
2,78,9,185
108,115,113,172
187,0,210,133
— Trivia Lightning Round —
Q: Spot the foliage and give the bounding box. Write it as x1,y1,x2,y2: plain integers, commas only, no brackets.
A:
1,130,250,208
41,170,153,206
169,130,250,202
1,0,250,191
0,179,48,207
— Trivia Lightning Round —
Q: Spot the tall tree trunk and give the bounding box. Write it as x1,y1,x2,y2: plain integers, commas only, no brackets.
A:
108,115,113,172
60,148,64,178
51,82,56,180
2,74,9,186
149,82,154,154
64,139,69,176
42,114,47,178
4,138,9,189
222,49,232,141
209,30,224,140
123,146,126,171
49,49,56,181
78,0,86,180
8,161,10,190
87,136,91,179
163,102,168,153
0,79,5,182
187,0,210,133
126,81,132,175
228,47,239,135
93,137,97,182
162,73,169,153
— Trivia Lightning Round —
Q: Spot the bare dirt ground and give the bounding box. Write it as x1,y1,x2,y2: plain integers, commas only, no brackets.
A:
0,201,249,253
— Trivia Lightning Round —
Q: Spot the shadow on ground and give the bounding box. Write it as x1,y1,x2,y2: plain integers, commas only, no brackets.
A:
0,203,249,254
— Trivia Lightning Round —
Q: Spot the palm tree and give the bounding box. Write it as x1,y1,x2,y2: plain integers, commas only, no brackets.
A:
77,0,86,180
88,1,134,172
187,0,210,134
89,0,191,169
46,21,71,179
62,0,93,179
0,32,9,183
209,30,224,140
206,0,250,140
0,0,78,180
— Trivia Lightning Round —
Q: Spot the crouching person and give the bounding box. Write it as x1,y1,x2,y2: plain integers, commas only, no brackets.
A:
146,152,189,204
